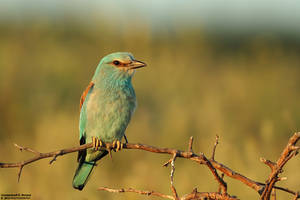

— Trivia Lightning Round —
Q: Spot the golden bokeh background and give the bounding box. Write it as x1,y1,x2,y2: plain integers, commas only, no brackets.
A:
0,1,299,199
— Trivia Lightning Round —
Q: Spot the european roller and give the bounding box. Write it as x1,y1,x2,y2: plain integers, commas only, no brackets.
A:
72,52,146,190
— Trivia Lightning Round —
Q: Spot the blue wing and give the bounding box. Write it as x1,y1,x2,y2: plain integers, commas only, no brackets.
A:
77,82,94,161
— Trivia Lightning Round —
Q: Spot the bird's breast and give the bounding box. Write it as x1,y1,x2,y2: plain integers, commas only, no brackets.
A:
85,86,136,141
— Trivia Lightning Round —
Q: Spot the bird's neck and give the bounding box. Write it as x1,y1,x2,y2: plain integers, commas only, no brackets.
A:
92,65,134,92
96,73,133,92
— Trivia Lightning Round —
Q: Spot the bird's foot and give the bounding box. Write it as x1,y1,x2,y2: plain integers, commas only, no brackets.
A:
92,136,103,151
112,140,123,152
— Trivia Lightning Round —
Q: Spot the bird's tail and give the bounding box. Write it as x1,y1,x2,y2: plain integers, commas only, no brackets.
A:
72,161,95,190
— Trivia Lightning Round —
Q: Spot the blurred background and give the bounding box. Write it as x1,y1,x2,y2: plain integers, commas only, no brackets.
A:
0,0,299,199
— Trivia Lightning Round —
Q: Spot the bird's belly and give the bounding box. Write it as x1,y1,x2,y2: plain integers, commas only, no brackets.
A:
86,94,135,143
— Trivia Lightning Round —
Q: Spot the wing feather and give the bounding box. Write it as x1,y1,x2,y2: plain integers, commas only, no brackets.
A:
77,81,94,162
80,82,94,110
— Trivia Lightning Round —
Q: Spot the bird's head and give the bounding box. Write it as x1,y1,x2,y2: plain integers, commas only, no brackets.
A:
92,52,146,83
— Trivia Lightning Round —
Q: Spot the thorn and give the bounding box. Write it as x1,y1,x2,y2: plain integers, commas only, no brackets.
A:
49,155,58,164
277,177,287,181
192,187,198,194
17,165,23,182
260,157,266,162
290,145,300,151
192,188,198,199
49,150,63,164
211,135,219,160
14,143,23,151
260,157,276,171
163,158,172,167
188,136,194,153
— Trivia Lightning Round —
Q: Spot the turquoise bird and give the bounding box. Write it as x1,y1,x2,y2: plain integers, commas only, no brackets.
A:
72,52,146,190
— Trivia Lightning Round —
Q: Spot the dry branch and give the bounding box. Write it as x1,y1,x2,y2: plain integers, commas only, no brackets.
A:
169,153,179,200
0,132,299,200
98,186,174,199
181,192,237,200
260,132,300,200
98,186,238,200
211,135,219,160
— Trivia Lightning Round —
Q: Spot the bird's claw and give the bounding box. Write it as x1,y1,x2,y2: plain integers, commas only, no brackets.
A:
92,137,122,153
112,140,123,152
92,136,103,151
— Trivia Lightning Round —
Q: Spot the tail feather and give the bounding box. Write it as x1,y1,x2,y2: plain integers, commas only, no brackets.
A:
72,161,95,190
72,150,108,190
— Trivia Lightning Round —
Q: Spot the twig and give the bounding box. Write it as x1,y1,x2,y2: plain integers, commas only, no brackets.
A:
0,133,299,199
98,186,239,200
260,158,276,172
202,153,227,195
14,143,41,156
271,189,276,200
293,192,299,200
181,192,238,200
98,186,174,199
211,135,219,160
257,183,299,197
218,174,225,193
169,153,179,200
49,150,63,164
163,153,179,199
0,143,93,181
188,136,194,153
17,166,23,182
260,132,300,200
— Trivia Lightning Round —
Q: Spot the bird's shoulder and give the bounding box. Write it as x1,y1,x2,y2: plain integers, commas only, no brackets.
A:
79,81,94,110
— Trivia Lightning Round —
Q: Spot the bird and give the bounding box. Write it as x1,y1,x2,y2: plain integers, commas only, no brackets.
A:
72,52,146,190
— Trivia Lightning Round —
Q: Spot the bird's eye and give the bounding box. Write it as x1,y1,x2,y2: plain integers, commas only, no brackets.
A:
113,60,120,66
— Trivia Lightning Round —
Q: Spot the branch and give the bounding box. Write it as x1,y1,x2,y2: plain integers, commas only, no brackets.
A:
181,191,238,200
260,132,300,200
98,186,238,200
98,186,174,199
169,153,179,200
0,143,93,181
0,132,299,199
293,192,299,200
202,153,228,194
121,141,264,195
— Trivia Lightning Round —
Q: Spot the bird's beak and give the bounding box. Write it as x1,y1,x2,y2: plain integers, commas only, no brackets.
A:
129,60,147,69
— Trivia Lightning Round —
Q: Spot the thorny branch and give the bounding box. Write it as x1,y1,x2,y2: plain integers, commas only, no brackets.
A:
0,142,93,182
0,132,299,200
165,153,179,200
98,186,238,200
211,135,219,160
97,186,174,199
259,132,300,200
